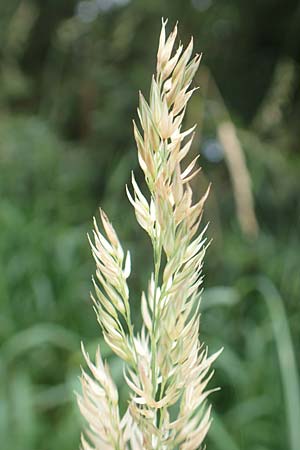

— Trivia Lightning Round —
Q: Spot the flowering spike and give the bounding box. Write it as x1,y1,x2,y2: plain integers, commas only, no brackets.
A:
78,19,221,450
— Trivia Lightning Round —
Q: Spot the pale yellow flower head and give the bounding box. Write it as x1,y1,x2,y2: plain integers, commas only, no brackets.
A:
78,19,221,450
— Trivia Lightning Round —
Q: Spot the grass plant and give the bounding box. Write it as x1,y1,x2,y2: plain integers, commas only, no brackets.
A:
78,19,221,449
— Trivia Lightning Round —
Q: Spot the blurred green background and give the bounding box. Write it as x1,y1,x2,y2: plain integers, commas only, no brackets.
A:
0,1,300,449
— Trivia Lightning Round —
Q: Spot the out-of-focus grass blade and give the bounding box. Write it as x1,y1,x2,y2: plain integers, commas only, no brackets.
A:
256,276,300,450
11,371,35,450
33,383,70,409
226,394,274,427
202,286,240,310
210,412,240,450
215,345,248,387
0,323,79,364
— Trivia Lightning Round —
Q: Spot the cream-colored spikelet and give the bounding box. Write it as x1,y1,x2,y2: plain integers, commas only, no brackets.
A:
78,18,222,450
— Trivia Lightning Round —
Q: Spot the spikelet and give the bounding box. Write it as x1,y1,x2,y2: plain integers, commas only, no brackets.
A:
78,18,221,450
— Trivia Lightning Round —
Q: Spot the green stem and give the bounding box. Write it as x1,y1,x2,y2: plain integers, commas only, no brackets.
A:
158,378,167,428
151,237,162,396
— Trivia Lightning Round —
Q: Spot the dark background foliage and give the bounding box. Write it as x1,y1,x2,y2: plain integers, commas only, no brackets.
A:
0,1,299,449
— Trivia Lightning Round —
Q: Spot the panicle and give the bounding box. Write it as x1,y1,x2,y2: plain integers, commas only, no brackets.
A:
78,19,221,450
